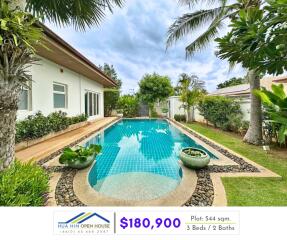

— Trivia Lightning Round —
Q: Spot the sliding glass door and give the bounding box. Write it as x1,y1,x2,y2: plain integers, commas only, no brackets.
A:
85,91,100,117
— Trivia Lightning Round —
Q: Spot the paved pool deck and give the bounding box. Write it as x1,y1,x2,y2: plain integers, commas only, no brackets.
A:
16,117,118,163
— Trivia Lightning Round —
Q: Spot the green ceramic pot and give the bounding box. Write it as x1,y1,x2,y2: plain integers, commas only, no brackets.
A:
66,154,95,170
179,147,210,169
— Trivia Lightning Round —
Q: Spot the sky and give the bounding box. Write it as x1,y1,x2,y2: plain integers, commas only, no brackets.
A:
48,0,245,94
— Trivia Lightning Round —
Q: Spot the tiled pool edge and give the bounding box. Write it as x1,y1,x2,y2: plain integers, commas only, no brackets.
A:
170,119,281,207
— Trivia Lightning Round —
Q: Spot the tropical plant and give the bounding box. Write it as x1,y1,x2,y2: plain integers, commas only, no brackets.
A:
166,0,263,145
99,63,122,116
117,94,139,117
215,1,287,144
26,0,124,30
198,96,244,132
0,160,49,206
217,77,246,89
15,111,88,143
176,73,205,122
174,114,186,122
216,1,287,75
138,73,173,116
59,144,102,165
0,0,123,171
254,84,287,144
0,2,43,170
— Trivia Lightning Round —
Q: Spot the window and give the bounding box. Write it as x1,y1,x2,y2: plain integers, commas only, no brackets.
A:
18,87,30,110
53,83,67,108
85,91,100,117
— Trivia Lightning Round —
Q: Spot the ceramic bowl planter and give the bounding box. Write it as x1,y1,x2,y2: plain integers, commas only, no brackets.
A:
59,144,102,170
179,147,210,169
64,154,95,170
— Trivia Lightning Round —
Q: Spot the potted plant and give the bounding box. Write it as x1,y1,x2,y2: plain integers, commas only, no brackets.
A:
179,147,210,169
59,144,102,169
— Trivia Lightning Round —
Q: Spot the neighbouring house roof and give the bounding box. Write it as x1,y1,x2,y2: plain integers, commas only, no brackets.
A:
35,23,117,88
210,75,287,97
209,84,250,97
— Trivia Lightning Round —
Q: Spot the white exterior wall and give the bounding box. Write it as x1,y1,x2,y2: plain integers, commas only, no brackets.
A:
167,96,185,119
167,95,252,122
239,98,251,121
17,57,104,121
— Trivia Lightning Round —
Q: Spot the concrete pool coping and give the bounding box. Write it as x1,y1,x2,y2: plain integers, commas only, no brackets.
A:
47,118,281,206
74,162,197,206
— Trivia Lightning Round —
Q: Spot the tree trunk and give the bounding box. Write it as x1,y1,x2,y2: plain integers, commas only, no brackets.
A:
243,70,263,145
0,85,19,171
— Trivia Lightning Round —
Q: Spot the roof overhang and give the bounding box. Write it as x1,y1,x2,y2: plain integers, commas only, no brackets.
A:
35,24,117,88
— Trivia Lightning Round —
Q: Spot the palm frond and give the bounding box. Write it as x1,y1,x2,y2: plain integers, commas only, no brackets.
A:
166,7,224,48
26,0,124,30
178,0,226,7
185,21,224,57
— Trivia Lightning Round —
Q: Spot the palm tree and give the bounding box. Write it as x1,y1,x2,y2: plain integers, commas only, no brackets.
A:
177,73,205,122
0,0,123,171
25,0,124,30
167,0,263,145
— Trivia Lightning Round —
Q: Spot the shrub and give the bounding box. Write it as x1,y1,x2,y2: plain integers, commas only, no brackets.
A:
47,111,70,132
69,114,88,125
150,107,158,118
0,161,49,206
117,95,139,117
16,111,88,143
198,96,243,132
174,114,186,122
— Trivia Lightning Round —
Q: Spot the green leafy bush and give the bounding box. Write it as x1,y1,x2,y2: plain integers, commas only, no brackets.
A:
69,114,88,125
174,114,186,122
16,111,88,143
0,161,49,206
117,95,139,117
254,84,287,144
198,96,243,132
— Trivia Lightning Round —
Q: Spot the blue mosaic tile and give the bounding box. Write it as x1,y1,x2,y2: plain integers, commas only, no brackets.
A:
88,119,217,186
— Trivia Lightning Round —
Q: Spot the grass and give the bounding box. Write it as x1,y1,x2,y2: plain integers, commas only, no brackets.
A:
185,122,287,206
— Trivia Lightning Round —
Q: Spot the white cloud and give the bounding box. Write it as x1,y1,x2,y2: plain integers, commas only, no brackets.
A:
47,0,246,94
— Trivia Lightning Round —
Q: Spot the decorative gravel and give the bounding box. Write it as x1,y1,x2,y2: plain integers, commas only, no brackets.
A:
41,119,261,207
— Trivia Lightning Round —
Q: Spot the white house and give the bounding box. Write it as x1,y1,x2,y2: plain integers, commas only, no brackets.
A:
209,76,287,121
166,76,287,122
17,24,117,121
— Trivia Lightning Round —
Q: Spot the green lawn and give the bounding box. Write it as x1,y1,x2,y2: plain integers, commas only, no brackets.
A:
185,122,287,206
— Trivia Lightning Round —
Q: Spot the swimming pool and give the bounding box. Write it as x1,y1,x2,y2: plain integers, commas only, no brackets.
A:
86,119,217,201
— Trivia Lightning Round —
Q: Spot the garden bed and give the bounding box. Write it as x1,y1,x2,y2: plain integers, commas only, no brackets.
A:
16,121,89,151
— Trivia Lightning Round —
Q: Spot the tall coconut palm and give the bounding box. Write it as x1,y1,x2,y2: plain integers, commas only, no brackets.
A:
0,0,123,171
167,0,263,145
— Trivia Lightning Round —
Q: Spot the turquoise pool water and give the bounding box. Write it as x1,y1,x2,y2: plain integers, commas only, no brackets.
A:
86,119,217,200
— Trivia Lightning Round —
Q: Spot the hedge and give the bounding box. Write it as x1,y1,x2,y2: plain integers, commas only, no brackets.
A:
16,111,87,143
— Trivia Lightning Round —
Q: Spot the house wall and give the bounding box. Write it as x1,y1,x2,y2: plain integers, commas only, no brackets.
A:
168,95,251,123
167,96,185,119
17,57,104,121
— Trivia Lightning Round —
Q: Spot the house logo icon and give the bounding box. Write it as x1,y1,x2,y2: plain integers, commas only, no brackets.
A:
54,211,113,235
58,212,110,225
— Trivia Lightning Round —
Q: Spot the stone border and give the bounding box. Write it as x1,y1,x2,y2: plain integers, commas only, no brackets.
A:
44,118,281,207
170,120,281,206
